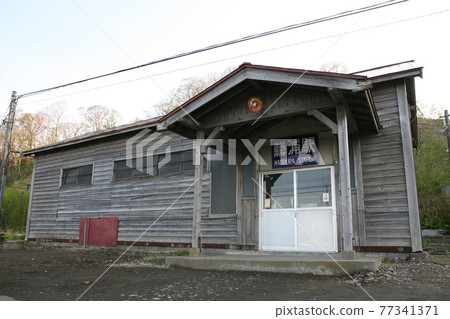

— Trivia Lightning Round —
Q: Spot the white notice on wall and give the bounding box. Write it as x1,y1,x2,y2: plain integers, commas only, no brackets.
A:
322,193,329,203
264,198,271,209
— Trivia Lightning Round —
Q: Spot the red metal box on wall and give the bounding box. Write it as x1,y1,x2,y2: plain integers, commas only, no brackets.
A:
79,217,118,247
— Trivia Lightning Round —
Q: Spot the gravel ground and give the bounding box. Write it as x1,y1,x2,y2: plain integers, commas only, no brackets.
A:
0,245,448,301
353,258,449,284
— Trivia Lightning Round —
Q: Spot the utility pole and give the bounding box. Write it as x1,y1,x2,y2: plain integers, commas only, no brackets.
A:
442,110,450,159
0,91,18,214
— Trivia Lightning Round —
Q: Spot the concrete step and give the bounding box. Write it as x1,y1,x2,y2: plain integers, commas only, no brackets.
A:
166,254,382,276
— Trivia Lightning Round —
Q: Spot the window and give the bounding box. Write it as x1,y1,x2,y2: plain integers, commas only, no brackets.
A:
263,172,294,209
61,165,93,186
210,150,236,214
158,150,194,175
113,150,197,181
113,159,153,180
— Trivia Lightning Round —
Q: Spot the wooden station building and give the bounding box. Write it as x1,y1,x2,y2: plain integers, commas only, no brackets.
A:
23,61,423,253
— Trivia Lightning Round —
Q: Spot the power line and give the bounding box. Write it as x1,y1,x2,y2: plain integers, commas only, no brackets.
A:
252,0,374,125
19,7,447,108
17,0,408,100
71,0,171,98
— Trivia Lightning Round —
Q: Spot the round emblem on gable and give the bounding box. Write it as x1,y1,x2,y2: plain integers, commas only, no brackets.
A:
247,97,263,112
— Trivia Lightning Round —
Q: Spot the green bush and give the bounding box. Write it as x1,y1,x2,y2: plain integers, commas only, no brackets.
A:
0,186,29,232
415,119,450,232
4,231,25,241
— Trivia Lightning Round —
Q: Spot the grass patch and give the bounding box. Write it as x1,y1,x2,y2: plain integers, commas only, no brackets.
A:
3,231,25,241
144,251,189,261
146,253,167,261
172,250,189,257
415,118,450,232
382,257,393,264
439,243,450,252
423,238,431,248
1,186,29,232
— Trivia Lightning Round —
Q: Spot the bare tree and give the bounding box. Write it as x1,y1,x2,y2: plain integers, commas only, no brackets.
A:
16,112,47,149
61,122,87,139
320,61,348,73
81,105,119,132
150,68,236,116
151,77,211,116
417,101,445,119
43,102,68,143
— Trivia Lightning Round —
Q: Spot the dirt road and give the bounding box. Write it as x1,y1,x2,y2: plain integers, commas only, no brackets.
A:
0,246,448,301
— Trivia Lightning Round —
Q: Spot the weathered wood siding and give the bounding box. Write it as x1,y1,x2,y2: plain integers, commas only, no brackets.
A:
28,130,237,246
360,82,412,247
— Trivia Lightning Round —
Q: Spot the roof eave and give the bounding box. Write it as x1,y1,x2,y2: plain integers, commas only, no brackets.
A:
158,64,371,129
22,119,159,156
367,67,423,83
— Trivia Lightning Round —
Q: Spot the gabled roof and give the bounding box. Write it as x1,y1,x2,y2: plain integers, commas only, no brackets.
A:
159,62,373,129
23,61,423,156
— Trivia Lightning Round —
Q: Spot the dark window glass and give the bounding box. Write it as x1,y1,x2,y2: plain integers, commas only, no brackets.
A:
114,160,133,179
62,165,93,186
114,150,198,180
158,152,181,175
211,150,236,214
263,172,294,209
181,150,194,171
113,158,155,180
158,150,196,175
296,169,332,208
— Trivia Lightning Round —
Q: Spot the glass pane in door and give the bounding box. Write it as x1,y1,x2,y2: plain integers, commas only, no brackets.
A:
262,172,295,250
263,172,294,209
296,168,332,208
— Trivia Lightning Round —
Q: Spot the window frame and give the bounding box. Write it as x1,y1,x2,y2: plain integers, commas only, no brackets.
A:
112,158,157,181
112,149,200,182
60,164,94,187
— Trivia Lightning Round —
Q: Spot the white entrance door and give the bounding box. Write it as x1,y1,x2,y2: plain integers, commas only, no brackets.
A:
261,167,337,252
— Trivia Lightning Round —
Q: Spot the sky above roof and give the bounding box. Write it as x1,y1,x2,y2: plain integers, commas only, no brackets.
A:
1,0,449,123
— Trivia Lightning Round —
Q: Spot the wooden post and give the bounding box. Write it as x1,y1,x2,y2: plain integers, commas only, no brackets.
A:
444,110,450,159
191,129,204,256
25,159,37,240
397,81,422,252
0,91,18,214
352,135,366,247
336,104,353,252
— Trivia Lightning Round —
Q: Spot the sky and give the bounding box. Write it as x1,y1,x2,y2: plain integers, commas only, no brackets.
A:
0,0,449,124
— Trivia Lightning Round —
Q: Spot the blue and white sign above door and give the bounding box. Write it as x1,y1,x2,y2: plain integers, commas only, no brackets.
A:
271,135,319,168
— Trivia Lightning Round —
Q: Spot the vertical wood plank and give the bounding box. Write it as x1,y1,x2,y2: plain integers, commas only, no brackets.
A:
236,149,243,245
192,130,205,249
242,197,256,245
396,81,422,252
351,189,359,246
336,104,353,251
254,161,261,249
25,158,37,240
353,135,366,246
331,135,342,251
